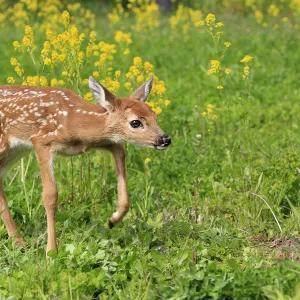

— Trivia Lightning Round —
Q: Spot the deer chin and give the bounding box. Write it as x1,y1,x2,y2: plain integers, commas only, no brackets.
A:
130,142,166,150
140,143,169,150
154,144,168,151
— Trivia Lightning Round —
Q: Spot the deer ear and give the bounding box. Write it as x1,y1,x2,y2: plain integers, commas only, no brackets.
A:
130,76,153,102
89,76,116,110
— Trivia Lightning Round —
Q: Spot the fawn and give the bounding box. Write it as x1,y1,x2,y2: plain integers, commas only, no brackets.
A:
0,76,171,254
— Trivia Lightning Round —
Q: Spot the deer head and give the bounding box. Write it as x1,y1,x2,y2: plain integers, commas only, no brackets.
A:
89,76,171,150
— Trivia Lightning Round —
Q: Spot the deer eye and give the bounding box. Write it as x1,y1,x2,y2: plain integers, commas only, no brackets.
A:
130,120,142,128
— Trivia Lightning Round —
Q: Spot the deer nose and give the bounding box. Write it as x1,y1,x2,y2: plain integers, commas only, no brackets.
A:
161,134,171,146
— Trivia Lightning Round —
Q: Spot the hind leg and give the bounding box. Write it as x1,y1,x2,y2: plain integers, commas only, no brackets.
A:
0,126,25,246
0,180,26,247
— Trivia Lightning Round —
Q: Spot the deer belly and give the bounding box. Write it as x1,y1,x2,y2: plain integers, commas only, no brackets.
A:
56,144,87,156
0,136,33,178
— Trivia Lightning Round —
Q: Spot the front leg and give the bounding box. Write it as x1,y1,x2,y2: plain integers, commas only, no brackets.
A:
33,143,58,254
104,144,129,228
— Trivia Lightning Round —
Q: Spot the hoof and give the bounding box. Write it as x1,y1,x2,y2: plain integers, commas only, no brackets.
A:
14,238,26,249
108,219,115,229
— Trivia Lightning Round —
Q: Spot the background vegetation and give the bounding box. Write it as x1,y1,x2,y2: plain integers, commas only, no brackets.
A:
0,0,300,298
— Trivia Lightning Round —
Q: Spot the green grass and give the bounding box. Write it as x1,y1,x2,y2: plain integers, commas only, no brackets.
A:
1,3,300,299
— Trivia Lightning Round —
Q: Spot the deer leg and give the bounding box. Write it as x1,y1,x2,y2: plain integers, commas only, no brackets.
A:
104,144,129,228
0,180,26,247
34,145,58,254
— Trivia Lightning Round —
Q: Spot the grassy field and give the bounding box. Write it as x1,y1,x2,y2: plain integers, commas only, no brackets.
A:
0,1,300,299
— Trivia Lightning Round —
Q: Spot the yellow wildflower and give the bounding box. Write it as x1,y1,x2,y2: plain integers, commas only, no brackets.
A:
267,4,280,17
40,76,48,86
59,54,66,62
51,78,58,86
224,42,231,48
61,10,70,27
15,66,24,77
124,82,132,89
67,3,81,12
126,72,134,79
207,59,220,75
114,31,132,45
46,29,53,40
255,10,264,24
123,48,130,55
24,25,33,37
79,33,85,41
205,13,216,24
77,51,84,64
86,45,93,57
22,36,31,47
133,56,142,66
7,77,15,84
84,92,93,101
153,81,166,95
201,112,207,117
164,100,171,106
144,62,153,72
13,41,22,52
145,158,151,164
26,76,39,86
44,58,51,65
217,85,223,90
215,22,224,27
195,20,205,27
10,58,18,66
90,31,96,42
243,66,250,76
224,68,231,75
137,75,144,83
240,55,253,63
130,66,140,75
93,71,100,78
154,107,162,115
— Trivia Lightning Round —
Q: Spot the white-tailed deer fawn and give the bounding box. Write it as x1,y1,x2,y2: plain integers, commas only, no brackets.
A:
0,76,171,254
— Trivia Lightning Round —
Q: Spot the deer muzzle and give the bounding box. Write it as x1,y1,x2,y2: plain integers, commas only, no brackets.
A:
155,134,171,150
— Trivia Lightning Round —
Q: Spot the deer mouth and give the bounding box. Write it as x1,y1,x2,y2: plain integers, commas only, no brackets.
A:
154,143,170,150
154,145,167,150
